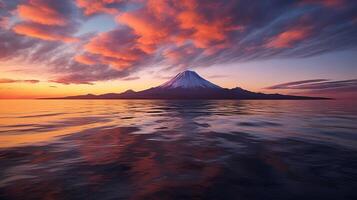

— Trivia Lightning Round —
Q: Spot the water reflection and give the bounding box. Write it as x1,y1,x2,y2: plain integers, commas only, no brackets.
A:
0,100,357,199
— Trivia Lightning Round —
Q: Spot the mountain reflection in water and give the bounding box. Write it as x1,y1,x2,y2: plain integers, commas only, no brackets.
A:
0,100,357,200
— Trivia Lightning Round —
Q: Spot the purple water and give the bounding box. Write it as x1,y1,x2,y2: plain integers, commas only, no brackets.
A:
0,100,357,199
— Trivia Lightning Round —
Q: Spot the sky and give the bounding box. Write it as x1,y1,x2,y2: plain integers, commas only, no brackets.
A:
0,0,356,99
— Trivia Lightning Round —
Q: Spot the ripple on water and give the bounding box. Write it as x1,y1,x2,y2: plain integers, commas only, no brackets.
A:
0,100,357,199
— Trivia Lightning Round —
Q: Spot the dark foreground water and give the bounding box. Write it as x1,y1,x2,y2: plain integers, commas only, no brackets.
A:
0,100,357,200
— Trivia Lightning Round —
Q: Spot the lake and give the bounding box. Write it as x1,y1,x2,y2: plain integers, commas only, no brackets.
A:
0,100,357,199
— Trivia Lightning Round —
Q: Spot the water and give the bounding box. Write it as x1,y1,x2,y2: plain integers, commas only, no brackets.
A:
0,100,357,200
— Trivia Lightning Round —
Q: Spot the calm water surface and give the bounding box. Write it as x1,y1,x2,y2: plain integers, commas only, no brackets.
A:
0,100,357,199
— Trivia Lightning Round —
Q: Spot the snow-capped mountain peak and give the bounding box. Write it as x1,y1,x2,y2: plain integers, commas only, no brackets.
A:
158,70,221,89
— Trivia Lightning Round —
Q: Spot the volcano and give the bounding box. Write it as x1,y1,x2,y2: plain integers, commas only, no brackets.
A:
57,70,327,100
158,70,221,89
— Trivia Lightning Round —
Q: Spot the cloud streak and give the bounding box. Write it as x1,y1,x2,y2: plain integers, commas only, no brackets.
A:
0,78,40,84
266,79,357,90
265,79,330,89
266,79,357,98
13,22,78,42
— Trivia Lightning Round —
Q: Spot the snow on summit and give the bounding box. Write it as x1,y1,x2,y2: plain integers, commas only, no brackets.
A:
158,70,221,89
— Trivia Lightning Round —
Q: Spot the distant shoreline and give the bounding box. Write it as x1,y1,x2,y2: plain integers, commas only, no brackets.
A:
39,97,332,100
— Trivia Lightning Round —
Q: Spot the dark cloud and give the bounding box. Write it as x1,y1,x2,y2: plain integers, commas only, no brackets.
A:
208,75,229,79
265,79,330,89
267,79,357,90
266,78,357,98
122,76,140,81
0,78,40,84
49,63,133,85
0,30,36,60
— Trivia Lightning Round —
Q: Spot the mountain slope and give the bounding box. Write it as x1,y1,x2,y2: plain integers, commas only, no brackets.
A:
54,70,328,100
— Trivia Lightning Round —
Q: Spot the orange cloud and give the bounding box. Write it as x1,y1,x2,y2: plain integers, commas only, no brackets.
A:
116,12,170,53
116,0,241,54
74,54,98,65
179,0,198,10
175,1,239,49
100,56,132,70
180,17,228,48
12,0,78,43
17,2,67,26
147,0,176,19
75,0,122,16
13,23,78,43
266,27,311,48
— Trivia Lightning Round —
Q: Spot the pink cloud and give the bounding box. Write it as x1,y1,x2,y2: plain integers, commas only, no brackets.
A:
17,1,68,26
75,0,122,16
11,0,78,43
13,22,78,43
266,26,312,48
83,29,148,70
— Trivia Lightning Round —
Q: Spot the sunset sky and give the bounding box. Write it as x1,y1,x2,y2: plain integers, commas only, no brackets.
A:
0,0,356,99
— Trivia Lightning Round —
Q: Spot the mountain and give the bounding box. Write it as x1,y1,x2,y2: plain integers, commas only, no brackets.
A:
55,70,327,100
158,70,221,89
